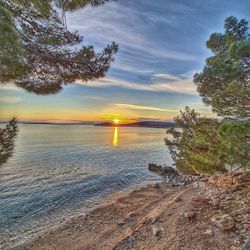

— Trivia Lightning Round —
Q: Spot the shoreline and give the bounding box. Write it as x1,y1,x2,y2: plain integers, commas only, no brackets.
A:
12,182,191,250
4,179,160,250
11,178,250,250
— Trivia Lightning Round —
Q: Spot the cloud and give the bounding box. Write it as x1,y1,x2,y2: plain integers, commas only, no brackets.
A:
150,77,197,94
113,103,176,112
152,73,179,81
0,96,22,104
136,117,164,122
67,2,197,62
111,62,154,75
0,84,21,91
76,73,197,95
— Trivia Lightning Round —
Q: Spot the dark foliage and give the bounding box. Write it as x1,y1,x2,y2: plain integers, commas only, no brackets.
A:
0,119,18,165
0,0,118,94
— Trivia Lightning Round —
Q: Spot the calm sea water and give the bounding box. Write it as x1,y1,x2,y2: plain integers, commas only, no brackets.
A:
0,124,172,249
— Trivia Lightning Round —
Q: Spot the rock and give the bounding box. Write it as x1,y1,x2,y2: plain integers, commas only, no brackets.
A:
211,198,220,206
234,240,241,245
193,182,199,188
208,171,250,188
162,167,179,176
211,214,235,231
148,163,163,173
184,212,195,220
193,181,207,189
148,164,179,177
152,226,162,237
228,185,242,192
153,183,160,189
204,229,213,236
127,236,134,245
151,217,157,224
200,176,209,182
117,221,125,226
174,196,182,202
208,175,220,185
224,195,233,201
125,211,137,220
230,246,239,250
234,172,250,184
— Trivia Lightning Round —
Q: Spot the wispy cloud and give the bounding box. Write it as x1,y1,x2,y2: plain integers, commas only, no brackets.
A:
136,117,164,122
68,2,197,62
0,96,22,104
113,103,176,112
0,84,21,91
152,73,179,81
76,73,197,95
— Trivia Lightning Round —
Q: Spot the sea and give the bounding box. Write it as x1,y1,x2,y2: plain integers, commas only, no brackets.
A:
0,124,173,249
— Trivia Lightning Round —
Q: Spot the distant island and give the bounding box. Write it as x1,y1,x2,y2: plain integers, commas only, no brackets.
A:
0,121,174,128
95,121,174,128
0,121,97,126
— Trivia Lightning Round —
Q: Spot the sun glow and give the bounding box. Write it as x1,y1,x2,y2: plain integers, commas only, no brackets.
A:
113,119,120,124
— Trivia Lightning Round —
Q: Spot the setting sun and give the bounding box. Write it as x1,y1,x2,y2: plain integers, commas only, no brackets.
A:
113,119,120,124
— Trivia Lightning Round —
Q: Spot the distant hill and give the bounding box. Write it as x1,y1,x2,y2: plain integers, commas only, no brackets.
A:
0,121,174,128
95,121,174,128
0,121,97,125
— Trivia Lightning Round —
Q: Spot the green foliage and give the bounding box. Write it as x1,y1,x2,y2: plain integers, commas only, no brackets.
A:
0,119,18,165
165,107,226,174
0,0,118,94
165,107,250,174
194,16,250,119
218,122,250,169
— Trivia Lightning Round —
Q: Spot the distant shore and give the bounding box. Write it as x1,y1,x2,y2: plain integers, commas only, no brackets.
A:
0,121,174,129
95,121,174,129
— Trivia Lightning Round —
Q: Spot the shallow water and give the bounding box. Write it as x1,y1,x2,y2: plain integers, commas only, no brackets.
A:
0,124,172,249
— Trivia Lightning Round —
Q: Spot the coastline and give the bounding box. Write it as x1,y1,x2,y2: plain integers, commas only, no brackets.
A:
4,180,160,250
13,182,193,250
11,178,249,250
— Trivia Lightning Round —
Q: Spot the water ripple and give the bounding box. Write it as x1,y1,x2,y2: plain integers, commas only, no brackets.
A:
0,125,172,249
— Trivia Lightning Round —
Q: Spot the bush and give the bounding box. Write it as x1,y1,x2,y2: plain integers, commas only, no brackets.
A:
165,107,250,174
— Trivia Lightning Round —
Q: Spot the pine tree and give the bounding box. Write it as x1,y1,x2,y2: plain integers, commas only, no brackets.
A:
0,0,118,94
194,16,250,119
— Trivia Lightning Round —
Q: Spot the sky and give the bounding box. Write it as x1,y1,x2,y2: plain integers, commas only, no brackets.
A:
0,0,250,123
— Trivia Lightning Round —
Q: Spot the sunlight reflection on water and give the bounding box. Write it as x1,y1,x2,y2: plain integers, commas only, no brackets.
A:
112,127,118,146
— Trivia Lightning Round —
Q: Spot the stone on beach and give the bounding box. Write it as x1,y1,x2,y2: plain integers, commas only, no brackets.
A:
211,214,235,231
204,229,213,236
174,196,182,202
152,226,162,237
184,212,195,220
148,164,178,176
